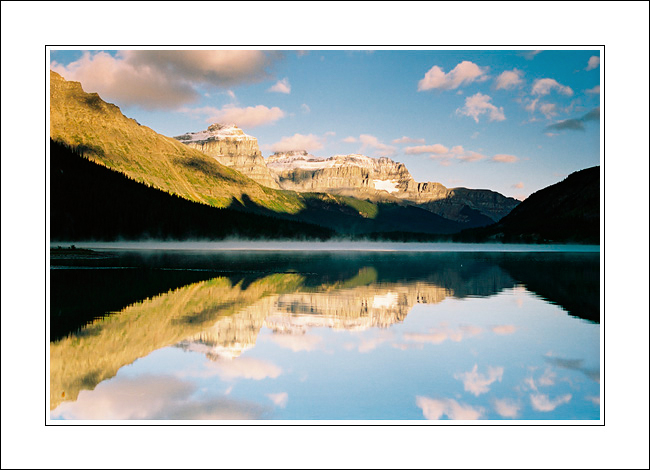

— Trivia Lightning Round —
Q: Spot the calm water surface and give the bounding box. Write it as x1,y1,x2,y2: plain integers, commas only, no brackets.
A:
49,244,600,421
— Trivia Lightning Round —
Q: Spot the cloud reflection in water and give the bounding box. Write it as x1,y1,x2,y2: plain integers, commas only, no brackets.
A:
51,374,268,420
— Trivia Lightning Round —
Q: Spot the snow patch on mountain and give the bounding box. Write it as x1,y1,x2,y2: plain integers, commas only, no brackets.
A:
373,179,399,193
266,151,326,169
267,152,382,171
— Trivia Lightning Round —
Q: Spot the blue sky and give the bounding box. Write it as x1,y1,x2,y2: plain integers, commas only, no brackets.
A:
50,49,601,199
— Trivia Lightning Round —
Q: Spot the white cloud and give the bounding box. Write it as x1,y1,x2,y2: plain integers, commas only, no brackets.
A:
587,396,600,405
343,136,358,143
183,104,285,128
267,392,288,408
357,331,394,353
201,357,282,381
585,85,600,94
358,134,397,157
457,150,488,162
404,325,482,345
457,93,505,123
492,324,518,334
539,102,558,119
51,51,197,110
524,376,538,392
126,50,277,84
525,98,539,113
268,77,291,94
301,103,311,113
404,332,447,344
391,138,509,167
522,50,543,60
493,398,521,418
418,61,488,91
495,69,524,90
532,78,574,96
537,367,556,387
404,144,449,155
530,393,572,412
492,154,519,163
270,133,326,153
585,56,600,71
454,364,504,396
268,332,322,352
416,397,483,420
51,50,279,110
50,374,266,420
392,136,425,144
525,99,558,120
406,143,490,165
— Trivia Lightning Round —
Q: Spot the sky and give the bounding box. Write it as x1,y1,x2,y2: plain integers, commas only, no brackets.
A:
50,48,600,200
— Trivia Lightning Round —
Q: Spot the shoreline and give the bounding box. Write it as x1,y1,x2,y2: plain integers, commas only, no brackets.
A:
49,240,600,253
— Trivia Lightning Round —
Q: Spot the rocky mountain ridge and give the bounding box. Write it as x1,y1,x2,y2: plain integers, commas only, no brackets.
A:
174,124,519,224
266,150,518,222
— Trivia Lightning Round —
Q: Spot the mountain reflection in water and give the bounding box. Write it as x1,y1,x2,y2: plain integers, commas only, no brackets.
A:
50,250,600,420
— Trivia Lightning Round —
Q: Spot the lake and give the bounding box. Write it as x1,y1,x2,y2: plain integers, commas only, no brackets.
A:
49,243,601,421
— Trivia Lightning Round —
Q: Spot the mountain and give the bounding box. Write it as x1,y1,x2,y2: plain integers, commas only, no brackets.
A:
456,166,600,244
265,151,519,224
50,139,334,241
50,71,301,213
174,124,280,189
49,71,511,239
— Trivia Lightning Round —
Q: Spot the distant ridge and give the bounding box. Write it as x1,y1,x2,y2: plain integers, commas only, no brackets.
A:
456,166,600,244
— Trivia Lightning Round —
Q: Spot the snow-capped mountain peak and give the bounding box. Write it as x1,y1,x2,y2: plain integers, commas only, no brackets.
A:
174,123,254,143
267,151,388,171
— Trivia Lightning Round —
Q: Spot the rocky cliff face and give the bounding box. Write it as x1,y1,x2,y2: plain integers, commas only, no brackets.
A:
267,152,412,195
175,124,280,189
170,119,518,223
267,151,519,222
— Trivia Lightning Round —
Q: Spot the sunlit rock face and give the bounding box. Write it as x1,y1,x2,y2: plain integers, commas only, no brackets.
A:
266,150,519,222
172,117,519,222
174,124,280,189
267,152,412,195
